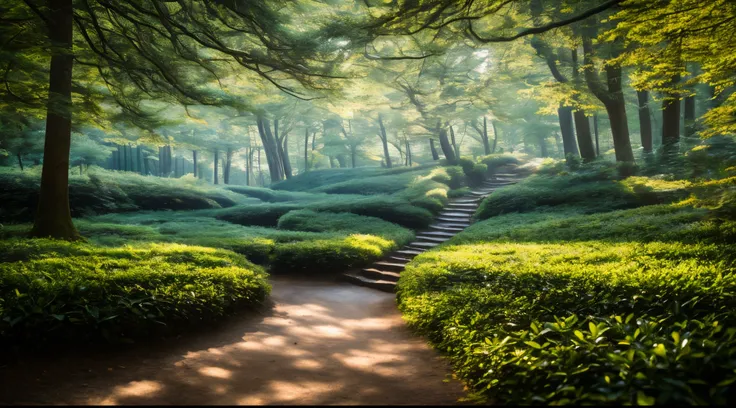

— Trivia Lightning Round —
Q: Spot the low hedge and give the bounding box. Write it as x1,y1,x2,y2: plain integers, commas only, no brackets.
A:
475,174,691,219
397,240,736,405
0,240,270,347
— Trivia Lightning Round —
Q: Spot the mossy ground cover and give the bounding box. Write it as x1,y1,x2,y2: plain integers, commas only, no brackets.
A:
396,159,736,405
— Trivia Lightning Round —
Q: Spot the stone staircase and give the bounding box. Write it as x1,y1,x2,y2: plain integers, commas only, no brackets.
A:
343,166,525,292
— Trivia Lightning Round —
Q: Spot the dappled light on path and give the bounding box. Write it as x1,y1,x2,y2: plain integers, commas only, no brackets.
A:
0,277,464,405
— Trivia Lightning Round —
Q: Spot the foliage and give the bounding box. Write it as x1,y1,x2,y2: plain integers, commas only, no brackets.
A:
0,240,270,347
0,167,250,223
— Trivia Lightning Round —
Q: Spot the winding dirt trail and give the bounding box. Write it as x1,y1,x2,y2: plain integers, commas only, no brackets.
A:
0,277,466,405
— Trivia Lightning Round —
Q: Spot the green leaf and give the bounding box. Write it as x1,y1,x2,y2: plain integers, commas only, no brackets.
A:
653,343,667,358
637,391,655,406
589,321,598,337
574,330,585,341
525,341,542,349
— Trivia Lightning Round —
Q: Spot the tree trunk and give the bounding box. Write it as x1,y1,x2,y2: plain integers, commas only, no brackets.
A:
684,95,696,138
257,116,283,183
482,117,491,155
213,150,219,184
377,115,392,168
280,131,292,179
257,148,265,186
593,114,600,156
637,90,653,153
136,146,143,174
336,155,347,168
539,136,548,157
450,125,460,158
30,0,79,240
17,153,23,171
112,148,118,170
491,120,499,153
224,148,232,184
438,126,457,164
351,146,357,168
311,130,316,151
430,139,439,160
304,128,310,172
406,141,412,166
557,106,579,162
328,156,335,168
573,110,595,161
144,157,149,176
662,73,681,158
553,132,563,156
192,150,198,178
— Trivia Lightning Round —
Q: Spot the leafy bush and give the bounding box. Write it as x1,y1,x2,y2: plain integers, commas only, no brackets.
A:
214,203,301,227
308,195,434,228
0,167,249,223
277,210,414,244
477,153,521,173
271,164,436,192
271,234,400,275
475,173,690,219
397,240,736,405
0,239,270,347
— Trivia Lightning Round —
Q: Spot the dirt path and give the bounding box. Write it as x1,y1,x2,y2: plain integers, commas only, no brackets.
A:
0,277,466,405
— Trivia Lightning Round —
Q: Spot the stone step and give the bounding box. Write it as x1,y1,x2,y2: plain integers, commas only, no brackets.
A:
408,241,440,248
436,216,472,224
451,198,482,204
446,202,478,208
442,207,475,214
343,273,395,293
360,268,401,282
372,261,407,272
394,249,424,256
419,230,456,237
389,255,414,263
429,222,469,230
404,246,428,252
416,235,450,243
438,211,472,218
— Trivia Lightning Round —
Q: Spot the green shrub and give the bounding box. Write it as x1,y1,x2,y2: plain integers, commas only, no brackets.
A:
308,196,434,229
0,167,249,223
215,203,301,227
226,185,332,203
477,153,521,173
271,164,436,192
475,174,690,219
0,239,270,347
271,234,400,274
277,210,414,244
397,240,736,405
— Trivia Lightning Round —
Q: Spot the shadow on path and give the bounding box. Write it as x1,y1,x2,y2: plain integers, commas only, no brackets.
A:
0,276,466,405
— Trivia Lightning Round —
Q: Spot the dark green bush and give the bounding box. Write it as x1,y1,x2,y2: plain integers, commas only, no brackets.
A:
0,168,246,223
277,210,414,244
477,153,521,173
475,174,691,219
0,240,270,347
308,196,434,228
215,203,301,227
397,240,736,405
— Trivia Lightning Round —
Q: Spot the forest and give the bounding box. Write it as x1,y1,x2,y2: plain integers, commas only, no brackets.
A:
0,0,734,405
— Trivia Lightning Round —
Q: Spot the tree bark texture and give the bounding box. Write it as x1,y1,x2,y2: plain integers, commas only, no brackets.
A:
377,115,392,168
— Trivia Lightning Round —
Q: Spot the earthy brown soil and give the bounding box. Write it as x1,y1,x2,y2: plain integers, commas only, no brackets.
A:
0,276,467,405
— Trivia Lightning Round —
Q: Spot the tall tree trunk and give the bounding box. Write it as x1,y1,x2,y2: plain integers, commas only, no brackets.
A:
257,116,283,183
245,147,251,186
122,144,129,171
684,95,696,138
328,156,335,168
192,150,198,178
449,125,460,158
407,141,412,166
553,132,563,156
438,126,457,164
430,138,439,160
213,150,219,185
304,128,310,172
593,114,600,156
377,115,392,168
573,110,595,161
637,90,653,153
557,106,579,162
17,153,23,171
351,146,357,168
570,49,596,162
539,136,548,157
136,146,143,175
279,131,292,179
257,148,264,186
112,149,118,170
482,117,491,155
30,0,78,240
662,73,681,158
582,33,634,163
491,120,499,153
311,129,316,151
224,148,232,184
336,155,347,168
143,157,149,176
129,144,136,173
